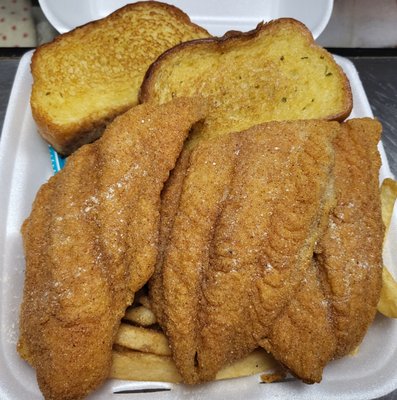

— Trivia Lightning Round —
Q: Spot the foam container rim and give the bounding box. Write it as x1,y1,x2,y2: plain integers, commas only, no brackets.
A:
0,51,396,400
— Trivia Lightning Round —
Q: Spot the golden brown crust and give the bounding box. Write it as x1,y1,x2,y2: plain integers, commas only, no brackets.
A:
139,18,352,122
149,123,207,324
30,1,210,155
30,103,119,155
260,260,337,383
199,121,338,382
162,134,240,383
148,147,193,326
19,97,207,400
316,118,384,358
260,118,383,382
151,118,383,384
31,1,209,67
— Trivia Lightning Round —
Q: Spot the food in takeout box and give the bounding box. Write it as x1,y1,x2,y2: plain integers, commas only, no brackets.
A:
18,1,397,399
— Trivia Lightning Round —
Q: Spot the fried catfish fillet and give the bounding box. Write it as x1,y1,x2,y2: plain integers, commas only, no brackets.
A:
18,97,206,400
259,118,384,383
318,118,384,356
149,122,205,326
153,120,338,383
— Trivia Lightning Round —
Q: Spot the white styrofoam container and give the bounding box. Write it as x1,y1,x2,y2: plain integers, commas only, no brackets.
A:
0,51,396,400
38,0,334,38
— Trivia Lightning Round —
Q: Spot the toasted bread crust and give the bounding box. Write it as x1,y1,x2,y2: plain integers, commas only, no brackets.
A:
31,1,210,155
140,18,352,124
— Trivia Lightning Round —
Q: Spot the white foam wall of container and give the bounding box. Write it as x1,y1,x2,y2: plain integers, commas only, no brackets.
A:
38,0,334,38
0,51,396,400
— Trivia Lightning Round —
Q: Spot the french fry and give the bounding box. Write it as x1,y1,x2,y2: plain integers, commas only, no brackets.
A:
215,349,278,381
110,350,182,383
377,178,397,318
111,348,277,383
114,324,171,356
349,346,360,356
124,305,157,326
378,266,397,318
137,294,152,310
381,178,397,233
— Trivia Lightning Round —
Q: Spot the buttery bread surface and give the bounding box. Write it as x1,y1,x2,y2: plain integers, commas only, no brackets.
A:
140,18,352,146
30,1,210,155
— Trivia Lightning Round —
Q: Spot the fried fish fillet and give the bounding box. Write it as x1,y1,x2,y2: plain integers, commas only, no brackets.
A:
260,118,383,382
148,147,192,327
149,123,205,326
153,120,338,383
162,134,240,383
318,118,384,357
18,97,206,400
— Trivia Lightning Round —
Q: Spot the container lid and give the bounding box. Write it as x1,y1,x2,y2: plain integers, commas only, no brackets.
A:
38,0,333,38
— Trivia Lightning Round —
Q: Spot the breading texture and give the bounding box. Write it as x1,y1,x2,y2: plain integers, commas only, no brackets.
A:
148,147,192,326
259,118,383,382
149,122,206,325
162,134,240,383
316,118,384,357
151,118,383,384
153,120,338,383
18,97,206,400
260,259,337,383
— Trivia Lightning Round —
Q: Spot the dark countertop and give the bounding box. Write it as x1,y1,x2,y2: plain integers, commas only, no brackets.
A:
0,49,396,400
0,58,18,134
348,55,397,176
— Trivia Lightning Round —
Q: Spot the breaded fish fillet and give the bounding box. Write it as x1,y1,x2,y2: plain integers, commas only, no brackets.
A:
162,134,240,383
318,118,383,357
18,97,206,400
258,118,384,383
148,147,192,326
155,120,338,383
259,259,338,383
149,122,206,325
